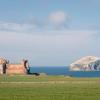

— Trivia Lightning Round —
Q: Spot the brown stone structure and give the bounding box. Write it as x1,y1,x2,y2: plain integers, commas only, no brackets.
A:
0,58,29,75
0,58,8,74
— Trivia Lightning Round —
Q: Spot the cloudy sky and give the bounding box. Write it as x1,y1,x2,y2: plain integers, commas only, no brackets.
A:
0,0,100,66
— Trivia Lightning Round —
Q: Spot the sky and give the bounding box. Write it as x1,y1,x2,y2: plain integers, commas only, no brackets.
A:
0,0,100,66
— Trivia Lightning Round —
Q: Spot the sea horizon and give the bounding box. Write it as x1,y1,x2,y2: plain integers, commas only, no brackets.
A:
29,66,100,77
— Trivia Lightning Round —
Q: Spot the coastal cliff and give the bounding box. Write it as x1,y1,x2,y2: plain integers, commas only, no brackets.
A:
70,56,100,71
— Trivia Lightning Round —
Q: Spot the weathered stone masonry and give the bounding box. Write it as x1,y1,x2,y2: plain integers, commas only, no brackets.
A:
0,58,29,75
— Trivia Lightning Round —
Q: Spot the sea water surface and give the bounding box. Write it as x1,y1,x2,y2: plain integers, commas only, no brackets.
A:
30,66,100,77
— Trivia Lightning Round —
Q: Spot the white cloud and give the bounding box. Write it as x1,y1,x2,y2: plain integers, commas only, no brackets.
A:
0,11,70,32
49,11,70,28
1,31,98,48
49,11,66,24
0,22,36,32
0,30,99,65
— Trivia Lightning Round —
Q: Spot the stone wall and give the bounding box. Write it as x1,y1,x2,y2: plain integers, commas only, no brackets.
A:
6,64,27,74
0,64,3,74
0,58,29,75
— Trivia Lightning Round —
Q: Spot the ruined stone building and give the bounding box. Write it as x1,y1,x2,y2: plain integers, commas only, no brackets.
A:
0,58,30,75
0,58,8,74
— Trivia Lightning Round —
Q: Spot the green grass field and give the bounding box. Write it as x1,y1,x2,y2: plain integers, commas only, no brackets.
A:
0,75,100,100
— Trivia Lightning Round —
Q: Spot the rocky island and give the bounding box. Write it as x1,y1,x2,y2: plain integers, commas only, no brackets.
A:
70,56,100,71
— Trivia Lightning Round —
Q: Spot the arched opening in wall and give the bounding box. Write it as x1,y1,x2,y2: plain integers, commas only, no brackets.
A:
3,63,6,74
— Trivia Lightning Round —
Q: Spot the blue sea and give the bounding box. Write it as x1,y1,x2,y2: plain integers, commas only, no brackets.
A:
30,66,100,77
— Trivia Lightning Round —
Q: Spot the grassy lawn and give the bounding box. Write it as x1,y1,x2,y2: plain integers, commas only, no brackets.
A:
0,75,100,100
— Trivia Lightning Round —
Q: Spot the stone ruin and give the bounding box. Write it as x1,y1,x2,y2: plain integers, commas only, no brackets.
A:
0,58,30,75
